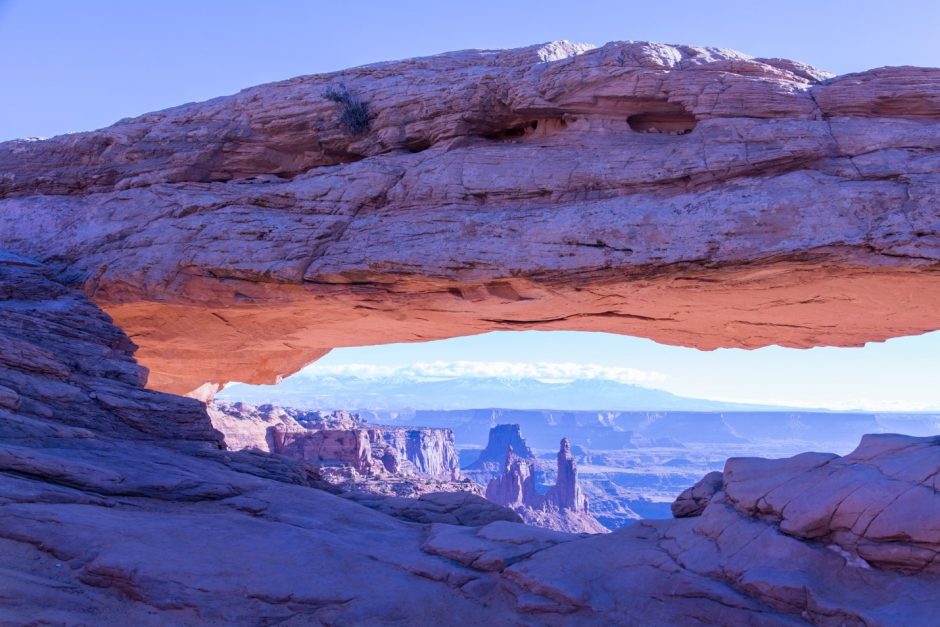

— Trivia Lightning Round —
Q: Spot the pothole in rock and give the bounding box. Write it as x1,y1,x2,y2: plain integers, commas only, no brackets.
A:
483,119,568,142
627,105,697,135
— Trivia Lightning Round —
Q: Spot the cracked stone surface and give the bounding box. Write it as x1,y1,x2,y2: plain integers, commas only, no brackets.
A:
2,254,939,625
1,41,938,394
1,39,939,624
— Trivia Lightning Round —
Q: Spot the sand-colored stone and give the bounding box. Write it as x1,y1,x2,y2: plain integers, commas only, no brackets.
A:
1,39,940,624
1,41,938,394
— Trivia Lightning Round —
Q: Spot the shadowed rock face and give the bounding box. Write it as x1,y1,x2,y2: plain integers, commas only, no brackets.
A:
0,253,221,446
1,41,938,394
468,423,535,469
1,39,940,623
2,256,938,623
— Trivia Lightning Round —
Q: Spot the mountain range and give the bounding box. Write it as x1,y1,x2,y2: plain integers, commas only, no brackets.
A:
218,374,807,413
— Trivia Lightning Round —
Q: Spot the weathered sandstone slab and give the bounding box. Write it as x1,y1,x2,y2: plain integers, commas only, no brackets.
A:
672,469,723,517
722,433,940,574
1,42,938,394
1,253,939,624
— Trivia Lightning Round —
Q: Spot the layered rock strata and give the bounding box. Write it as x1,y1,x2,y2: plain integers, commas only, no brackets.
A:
0,253,221,446
1,254,939,623
2,37,940,625
1,41,938,394
209,400,465,497
486,436,608,534
271,425,461,481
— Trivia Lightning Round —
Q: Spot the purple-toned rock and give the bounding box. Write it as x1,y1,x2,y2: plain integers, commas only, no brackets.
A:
345,491,523,527
484,445,541,509
0,254,221,446
550,437,588,513
211,400,462,482
468,424,535,470
2,43,938,396
2,35,940,624
723,433,940,573
485,436,608,534
671,470,723,518
2,261,939,623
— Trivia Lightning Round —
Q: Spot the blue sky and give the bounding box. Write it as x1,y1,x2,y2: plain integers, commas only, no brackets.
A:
2,0,939,141
298,331,940,411
4,1,939,410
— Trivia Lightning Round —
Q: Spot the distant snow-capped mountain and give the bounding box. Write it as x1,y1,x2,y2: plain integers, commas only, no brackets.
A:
218,374,799,412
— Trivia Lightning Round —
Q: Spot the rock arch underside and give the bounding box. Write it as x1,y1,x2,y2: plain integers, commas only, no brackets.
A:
1,41,939,624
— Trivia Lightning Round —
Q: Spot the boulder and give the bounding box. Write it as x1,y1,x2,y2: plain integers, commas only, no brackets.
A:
671,470,723,518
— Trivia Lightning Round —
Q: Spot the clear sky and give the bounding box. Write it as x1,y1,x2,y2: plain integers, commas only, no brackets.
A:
303,331,940,411
2,0,939,141
4,1,939,410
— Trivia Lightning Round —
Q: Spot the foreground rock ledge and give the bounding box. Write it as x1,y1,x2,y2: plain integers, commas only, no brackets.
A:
1,40,938,393
2,254,939,625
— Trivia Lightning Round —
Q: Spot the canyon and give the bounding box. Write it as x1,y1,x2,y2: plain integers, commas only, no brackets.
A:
209,404,605,533
1,39,939,624
483,434,608,534
209,400,467,496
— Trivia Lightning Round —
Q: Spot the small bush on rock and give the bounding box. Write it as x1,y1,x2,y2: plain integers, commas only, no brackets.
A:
323,83,370,135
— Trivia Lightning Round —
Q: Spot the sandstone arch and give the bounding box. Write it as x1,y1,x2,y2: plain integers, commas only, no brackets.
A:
2,40,940,625
1,41,938,396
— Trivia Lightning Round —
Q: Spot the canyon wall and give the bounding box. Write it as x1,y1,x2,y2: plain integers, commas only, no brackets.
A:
210,400,462,481
0,41,937,394
272,426,461,481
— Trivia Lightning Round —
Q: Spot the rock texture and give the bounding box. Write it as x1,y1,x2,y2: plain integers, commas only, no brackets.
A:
467,423,535,470
210,400,466,497
2,253,940,624
3,39,940,625
672,470,724,518
486,435,608,534
1,41,938,394
207,400,317,451
343,491,523,527
0,253,221,446
721,434,940,574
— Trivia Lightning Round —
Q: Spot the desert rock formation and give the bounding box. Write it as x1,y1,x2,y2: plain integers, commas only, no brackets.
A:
1,38,940,624
2,258,936,623
210,400,467,497
0,41,938,394
485,435,608,534
467,422,535,469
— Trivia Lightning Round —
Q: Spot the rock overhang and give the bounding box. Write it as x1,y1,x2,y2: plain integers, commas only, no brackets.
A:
0,40,937,395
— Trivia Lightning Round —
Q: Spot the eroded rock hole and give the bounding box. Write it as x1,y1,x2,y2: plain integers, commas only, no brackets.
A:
483,123,530,141
406,137,433,153
483,119,557,141
627,110,697,135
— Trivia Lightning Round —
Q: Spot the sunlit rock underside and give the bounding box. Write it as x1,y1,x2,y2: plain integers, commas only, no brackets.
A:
1,40,939,624
1,254,938,624
1,41,938,394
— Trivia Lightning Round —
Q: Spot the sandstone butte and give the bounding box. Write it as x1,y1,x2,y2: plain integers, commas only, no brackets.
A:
0,40,939,625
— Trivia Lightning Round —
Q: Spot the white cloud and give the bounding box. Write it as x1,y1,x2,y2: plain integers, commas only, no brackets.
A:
299,360,666,386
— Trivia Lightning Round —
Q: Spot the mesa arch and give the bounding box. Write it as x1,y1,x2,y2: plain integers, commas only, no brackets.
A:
2,39,940,625
1,41,938,396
